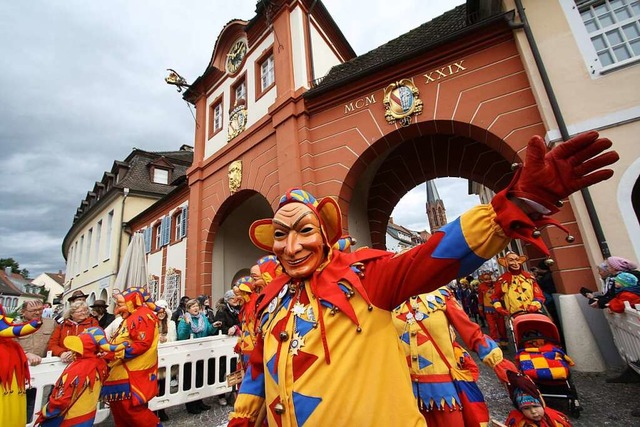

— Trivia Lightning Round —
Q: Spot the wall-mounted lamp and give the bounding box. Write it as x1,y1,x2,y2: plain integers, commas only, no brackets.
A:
165,69,190,92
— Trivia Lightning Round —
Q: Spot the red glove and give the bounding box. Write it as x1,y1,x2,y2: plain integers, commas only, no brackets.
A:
493,359,518,384
511,131,618,214
527,305,540,313
495,306,509,317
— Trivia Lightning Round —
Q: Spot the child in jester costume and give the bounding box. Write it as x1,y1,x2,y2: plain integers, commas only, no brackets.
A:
0,303,42,425
228,132,618,426
34,327,129,426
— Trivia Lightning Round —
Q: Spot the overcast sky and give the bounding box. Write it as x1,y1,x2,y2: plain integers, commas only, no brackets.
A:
0,0,468,278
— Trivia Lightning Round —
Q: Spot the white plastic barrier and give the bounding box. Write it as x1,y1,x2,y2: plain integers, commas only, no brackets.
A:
604,301,640,375
26,335,237,426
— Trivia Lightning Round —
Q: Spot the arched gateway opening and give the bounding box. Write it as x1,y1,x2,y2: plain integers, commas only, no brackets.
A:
346,121,517,251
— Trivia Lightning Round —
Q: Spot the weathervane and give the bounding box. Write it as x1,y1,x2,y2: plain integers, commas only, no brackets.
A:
164,69,190,92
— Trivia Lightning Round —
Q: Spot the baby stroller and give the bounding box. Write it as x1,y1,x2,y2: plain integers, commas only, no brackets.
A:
511,312,582,418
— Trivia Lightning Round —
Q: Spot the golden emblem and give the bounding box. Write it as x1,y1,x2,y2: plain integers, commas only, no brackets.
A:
227,105,248,142
383,78,423,127
228,160,242,193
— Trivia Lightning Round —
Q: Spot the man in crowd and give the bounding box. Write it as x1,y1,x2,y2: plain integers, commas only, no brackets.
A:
90,299,116,329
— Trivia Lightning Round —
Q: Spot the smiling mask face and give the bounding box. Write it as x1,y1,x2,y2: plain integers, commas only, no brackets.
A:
272,202,325,279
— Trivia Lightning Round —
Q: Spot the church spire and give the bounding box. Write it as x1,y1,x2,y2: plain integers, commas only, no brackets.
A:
425,180,447,233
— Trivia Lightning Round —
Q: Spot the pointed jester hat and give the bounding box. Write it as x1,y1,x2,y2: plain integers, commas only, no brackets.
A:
234,276,254,294
249,188,342,252
120,287,161,313
64,327,129,358
256,254,280,285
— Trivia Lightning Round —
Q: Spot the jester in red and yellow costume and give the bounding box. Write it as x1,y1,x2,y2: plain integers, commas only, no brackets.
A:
0,303,41,425
35,327,129,427
392,287,516,426
228,132,617,426
493,252,546,316
478,271,508,346
235,276,258,371
101,287,160,426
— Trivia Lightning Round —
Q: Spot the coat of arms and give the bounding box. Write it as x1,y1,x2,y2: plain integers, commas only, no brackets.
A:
383,79,423,127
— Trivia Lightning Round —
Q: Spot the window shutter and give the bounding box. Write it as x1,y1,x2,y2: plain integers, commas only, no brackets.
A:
161,216,171,246
181,207,188,238
143,228,152,253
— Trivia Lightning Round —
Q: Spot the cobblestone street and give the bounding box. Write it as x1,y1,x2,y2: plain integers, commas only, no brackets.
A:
97,359,640,426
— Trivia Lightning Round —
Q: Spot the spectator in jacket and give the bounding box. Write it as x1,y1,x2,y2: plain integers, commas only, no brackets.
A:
197,294,216,325
583,256,640,308
171,295,190,326
47,300,98,362
90,299,115,329
177,298,219,414
155,299,176,422
608,272,640,313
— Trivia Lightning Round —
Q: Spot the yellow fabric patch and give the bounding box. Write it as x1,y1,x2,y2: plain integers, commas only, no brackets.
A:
459,204,509,259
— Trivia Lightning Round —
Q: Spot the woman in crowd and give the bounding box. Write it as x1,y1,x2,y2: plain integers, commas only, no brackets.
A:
177,298,219,414
47,300,98,362
155,299,176,421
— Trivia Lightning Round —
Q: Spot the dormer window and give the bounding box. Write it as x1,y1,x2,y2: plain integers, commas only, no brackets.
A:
153,168,169,184
148,157,175,185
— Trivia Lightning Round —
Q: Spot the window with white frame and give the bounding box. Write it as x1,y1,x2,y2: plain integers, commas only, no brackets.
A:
95,220,102,265
175,210,184,240
79,235,85,271
148,276,159,301
155,222,162,250
87,228,93,268
235,80,246,102
105,210,113,260
153,168,169,184
577,0,640,69
214,102,223,132
261,54,275,91
163,269,181,311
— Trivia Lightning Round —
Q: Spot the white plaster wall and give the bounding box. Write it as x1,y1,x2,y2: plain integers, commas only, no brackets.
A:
166,239,187,277
557,294,606,371
289,6,308,90
147,251,163,280
310,22,341,80
205,35,276,160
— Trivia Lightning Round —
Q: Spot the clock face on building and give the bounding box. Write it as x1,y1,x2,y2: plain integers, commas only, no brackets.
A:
226,40,247,74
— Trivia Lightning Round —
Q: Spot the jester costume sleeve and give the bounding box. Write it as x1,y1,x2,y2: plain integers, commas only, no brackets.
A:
35,327,128,427
0,304,41,426
229,132,618,426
